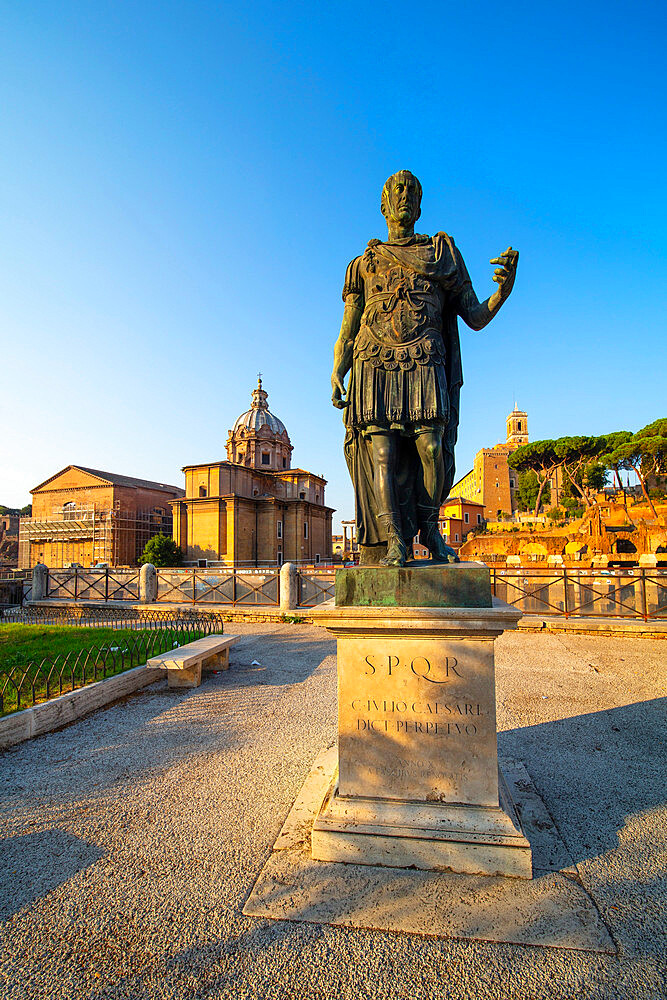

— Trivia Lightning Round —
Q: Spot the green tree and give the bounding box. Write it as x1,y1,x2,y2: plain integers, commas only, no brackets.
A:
552,436,612,508
584,461,608,493
139,534,183,567
509,441,559,517
598,431,633,489
20,504,32,516
516,470,550,513
602,419,667,517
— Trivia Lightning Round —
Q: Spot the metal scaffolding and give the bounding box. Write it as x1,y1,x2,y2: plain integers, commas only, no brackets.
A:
18,502,173,568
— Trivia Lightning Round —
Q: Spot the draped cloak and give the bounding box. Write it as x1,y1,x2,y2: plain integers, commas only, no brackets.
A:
341,232,472,547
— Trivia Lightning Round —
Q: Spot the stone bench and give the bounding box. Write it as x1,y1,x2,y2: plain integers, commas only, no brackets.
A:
147,635,241,689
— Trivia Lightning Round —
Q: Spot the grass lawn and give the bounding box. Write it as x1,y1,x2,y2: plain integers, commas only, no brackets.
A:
0,624,208,715
0,625,170,669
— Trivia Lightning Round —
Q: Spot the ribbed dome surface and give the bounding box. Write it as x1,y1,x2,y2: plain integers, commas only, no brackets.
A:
232,378,287,435
233,407,286,434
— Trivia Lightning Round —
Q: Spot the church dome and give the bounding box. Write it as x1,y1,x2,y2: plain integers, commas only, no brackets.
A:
227,377,293,470
233,378,287,435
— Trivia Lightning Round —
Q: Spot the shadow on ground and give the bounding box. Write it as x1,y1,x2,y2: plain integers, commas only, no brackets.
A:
0,629,336,810
499,696,667,866
0,829,104,920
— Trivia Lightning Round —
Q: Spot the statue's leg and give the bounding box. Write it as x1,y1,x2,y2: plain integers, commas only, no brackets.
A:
414,429,459,564
443,386,460,499
414,429,445,505
371,433,407,567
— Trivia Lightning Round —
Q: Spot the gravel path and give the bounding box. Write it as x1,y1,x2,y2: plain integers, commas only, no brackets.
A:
0,623,665,1000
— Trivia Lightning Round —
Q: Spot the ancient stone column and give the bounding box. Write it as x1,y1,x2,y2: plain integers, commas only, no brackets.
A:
32,563,48,602
140,563,157,603
279,562,298,612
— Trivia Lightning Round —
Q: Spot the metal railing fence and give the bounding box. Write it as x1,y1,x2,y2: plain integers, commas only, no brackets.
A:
297,570,336,608
0,605,226,630
10,564,667,620
489,568,667,621
46,567,140,601
156,568,280,606
0,614,225,715
0,579,25,608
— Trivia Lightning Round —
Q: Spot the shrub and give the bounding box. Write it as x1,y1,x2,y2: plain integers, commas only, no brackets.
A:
139,534,183,567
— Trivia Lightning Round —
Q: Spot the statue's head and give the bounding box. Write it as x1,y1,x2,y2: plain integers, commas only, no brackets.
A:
381,170,422,228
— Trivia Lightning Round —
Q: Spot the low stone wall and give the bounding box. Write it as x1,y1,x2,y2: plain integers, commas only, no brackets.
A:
0,662,166,751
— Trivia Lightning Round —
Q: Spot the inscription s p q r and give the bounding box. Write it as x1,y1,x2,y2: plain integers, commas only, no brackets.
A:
363,654,462,683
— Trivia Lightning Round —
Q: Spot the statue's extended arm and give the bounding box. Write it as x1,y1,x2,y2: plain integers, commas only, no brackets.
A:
457,247,519,331
331,300,362,408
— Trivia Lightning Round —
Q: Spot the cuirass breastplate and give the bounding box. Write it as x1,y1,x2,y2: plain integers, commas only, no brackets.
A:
361,265,443,346
354,267,445,371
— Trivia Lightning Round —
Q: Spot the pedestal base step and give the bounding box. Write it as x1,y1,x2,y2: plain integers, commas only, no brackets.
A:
242,746,615,953
312,765,532,878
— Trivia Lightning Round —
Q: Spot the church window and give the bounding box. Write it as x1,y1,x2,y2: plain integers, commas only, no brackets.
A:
315,553,320,564
283,457,287,468
304,522,308,539
464,512,469,523
518,421,522,430
455,533,459,542
199,486,207,497
299,491,306,500
261,453,270,465
277,520,282,538
477,514,482,524
151,507,166,528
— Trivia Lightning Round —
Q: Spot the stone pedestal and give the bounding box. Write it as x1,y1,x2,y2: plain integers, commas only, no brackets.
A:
311,564,532,878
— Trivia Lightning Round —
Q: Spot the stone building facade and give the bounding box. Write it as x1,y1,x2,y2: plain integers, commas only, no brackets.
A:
452,405,530,519
412,497,486,559
172,379,333,566
18,467,183,568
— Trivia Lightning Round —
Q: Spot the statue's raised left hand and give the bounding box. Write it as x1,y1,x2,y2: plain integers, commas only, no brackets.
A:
489,246,519,300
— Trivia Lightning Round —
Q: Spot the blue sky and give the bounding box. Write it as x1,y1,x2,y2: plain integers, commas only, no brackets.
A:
1,1,665,527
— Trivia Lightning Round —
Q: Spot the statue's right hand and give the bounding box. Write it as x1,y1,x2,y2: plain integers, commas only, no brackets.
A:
331,374,348,409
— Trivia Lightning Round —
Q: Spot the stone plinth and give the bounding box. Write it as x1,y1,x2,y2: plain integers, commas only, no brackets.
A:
336,562,491,609
311,565,532,878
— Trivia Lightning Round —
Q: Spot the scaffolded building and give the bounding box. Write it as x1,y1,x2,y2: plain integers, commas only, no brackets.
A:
19,466,183,569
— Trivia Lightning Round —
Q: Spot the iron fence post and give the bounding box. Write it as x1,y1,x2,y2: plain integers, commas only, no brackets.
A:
563,567,569,618
105,568,109,602
74,568,78,602
641,568,648,623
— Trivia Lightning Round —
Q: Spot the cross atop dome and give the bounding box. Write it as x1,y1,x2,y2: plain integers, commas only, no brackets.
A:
251,374,269,411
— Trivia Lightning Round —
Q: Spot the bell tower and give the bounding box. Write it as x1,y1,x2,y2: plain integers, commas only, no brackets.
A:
506,404,528,447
